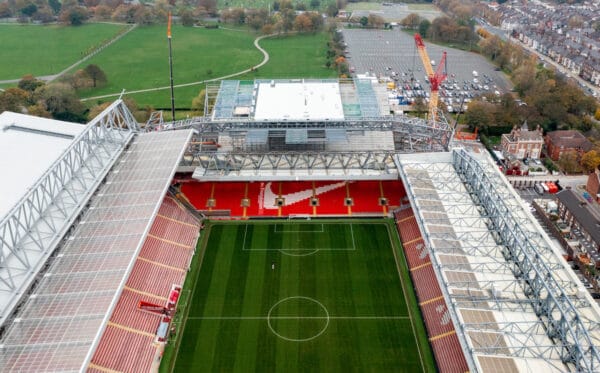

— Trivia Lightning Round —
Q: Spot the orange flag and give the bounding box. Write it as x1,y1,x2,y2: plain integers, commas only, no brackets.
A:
167,12,172,39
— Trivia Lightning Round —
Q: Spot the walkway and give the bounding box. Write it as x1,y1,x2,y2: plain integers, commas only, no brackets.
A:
81,32,276,102
0,24,137,85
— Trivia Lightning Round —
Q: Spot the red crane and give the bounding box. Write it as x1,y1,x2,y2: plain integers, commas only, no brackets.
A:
414,34,447,122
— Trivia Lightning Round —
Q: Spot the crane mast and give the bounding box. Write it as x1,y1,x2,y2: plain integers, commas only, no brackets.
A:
414,34,447,124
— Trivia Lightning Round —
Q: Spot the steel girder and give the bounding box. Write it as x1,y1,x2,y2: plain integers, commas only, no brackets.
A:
187,151,399,178
151,115,452,152
0,100,137,327
452,149,600,372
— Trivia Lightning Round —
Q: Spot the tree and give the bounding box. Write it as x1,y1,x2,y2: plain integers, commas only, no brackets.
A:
246,8,269,31
0,2,12,18
133,5,154,25
367,14,384,29
35,82,86,122
18,75,44,92
20,3,37,17
48,0,61,14
359,16,368,27
310,0,320,9
84,64,107,88
581,150,600,173
88,102,112,121
326,3,338,17
180,9,195,26
198,0,217,16
557,151,580,174
27,103,51,118
464,100,495,130
418,19,430,37
0,88,30,113
294,13,313,33
400,13,420,29
59,6,89,25
191,89,206,115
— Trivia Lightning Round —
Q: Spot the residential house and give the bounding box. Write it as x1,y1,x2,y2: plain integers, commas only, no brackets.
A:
556,190,600,254
587,167,600,204
545,130,593,161
501,123,544,159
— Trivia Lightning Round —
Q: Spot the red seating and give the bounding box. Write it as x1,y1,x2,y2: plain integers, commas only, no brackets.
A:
402,240,430,269
91,326,156,373
431,334,469,373
180,180,406,217
394,208,469,373
420,298,454,337
90,196,200,372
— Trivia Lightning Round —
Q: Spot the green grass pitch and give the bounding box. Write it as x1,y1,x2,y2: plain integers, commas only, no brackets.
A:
162,220,435,372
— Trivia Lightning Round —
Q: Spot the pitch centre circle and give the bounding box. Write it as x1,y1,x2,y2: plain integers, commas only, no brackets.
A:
267,296,329,342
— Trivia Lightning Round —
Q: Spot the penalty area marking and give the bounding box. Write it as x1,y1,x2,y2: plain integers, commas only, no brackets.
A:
241,224,358,253
274,224,325,233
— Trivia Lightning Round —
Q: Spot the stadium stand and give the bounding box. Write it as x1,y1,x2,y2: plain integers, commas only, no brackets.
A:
89,196,200,372
394,209,469,373
181,180,405,217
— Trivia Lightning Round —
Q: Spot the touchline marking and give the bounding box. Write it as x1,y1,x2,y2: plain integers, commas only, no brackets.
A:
188,316,410,320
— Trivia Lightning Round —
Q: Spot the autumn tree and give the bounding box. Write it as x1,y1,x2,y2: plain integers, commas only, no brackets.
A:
59,5,89,25
292,13,311,32
18,75,44,92
34,82,86,122
0,87,30,113
367,14,384,29
464,100,496,131
557,150,580,174
581,150,600,173
400,13,420,29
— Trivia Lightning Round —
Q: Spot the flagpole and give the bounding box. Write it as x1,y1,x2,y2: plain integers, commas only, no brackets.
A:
167,12,176,121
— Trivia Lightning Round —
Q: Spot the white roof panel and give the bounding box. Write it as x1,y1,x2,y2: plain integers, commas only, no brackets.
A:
0,112,85,218
254,81,345,121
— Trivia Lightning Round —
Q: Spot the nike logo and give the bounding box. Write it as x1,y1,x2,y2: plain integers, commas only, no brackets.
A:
260,182,347,209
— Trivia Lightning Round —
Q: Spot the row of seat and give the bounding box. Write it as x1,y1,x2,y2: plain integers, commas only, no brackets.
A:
181,180,406,217
394,210,469,373
90,197,200,373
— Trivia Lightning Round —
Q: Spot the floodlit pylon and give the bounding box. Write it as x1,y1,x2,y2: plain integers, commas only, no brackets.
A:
414,34,447,125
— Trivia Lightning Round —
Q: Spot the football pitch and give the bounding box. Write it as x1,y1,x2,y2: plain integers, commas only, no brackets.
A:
164,220,435,372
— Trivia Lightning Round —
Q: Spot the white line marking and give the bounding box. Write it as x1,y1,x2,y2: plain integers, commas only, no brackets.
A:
188,316,410,320
274,223,325,233
388,225,426,373
267,296,330,342
242,224,248,251
349,223,356,251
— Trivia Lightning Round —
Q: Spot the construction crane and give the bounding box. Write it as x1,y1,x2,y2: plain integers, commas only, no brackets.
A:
414,34,447,124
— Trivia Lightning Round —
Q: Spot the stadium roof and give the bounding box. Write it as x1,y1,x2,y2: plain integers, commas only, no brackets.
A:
254,80,344,121
0,112,85,218
397,150,600,372
208,79,390,122
0,130,193,372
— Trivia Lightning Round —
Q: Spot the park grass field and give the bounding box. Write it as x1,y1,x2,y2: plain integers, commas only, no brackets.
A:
78,27,335,108
78,25,261,107
0,23,126,80
162,220,435,372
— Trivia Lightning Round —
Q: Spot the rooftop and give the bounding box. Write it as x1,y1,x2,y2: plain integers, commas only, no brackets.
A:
546,130,593,151
556,189,600,245
0,112,85,218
